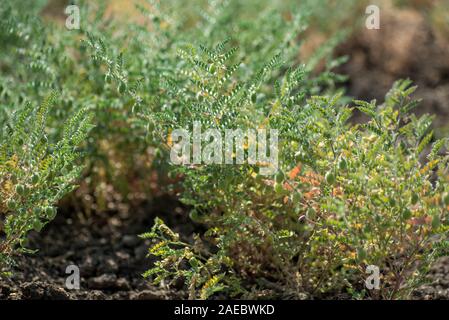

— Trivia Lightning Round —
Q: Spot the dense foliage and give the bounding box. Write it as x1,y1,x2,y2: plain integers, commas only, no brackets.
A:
0,92,91,275
0,0,448,299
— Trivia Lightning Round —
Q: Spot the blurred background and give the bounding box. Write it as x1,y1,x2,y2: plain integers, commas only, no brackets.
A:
40,0,449,135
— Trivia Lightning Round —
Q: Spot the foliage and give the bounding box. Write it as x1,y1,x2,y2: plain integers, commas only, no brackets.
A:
0,92,92,274
141,44,449,298
0,0,448,300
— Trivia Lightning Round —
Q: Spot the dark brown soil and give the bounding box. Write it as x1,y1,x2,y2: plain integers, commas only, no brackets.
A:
337,6,449,129
0,196,191,300
413,257,449,300
1,192,448,299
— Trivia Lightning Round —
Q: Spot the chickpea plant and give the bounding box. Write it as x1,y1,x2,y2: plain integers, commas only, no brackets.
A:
0,0,448,300
0,92,92,275
140,43,449,299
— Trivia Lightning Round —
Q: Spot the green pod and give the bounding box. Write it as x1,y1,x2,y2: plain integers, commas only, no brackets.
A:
45,207,57,220
411,193,419,205
275,171,285,183
402,209,412,220
338,158,348,170
118,82,127,94
154,148,163,158
31,174,39,184
306,207,316,220
6,200,17,210
325,171,336,184
33,220,43,232
432,215,441,229
292,192,302,203
105,73,112,84
251,93,257,104
274,183,284,195
15,184,25,196
147,121,155,133
33,207,42,215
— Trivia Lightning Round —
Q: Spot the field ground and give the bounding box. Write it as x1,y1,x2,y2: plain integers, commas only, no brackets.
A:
1,196,449,299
